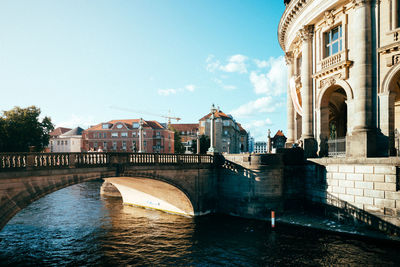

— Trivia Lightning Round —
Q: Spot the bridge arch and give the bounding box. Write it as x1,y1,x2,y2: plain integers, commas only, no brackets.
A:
105,174,196,216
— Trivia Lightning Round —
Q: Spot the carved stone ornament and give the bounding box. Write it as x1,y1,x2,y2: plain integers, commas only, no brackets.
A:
285,52,294,65
351,0,371,8
394,54,400,66
319,73,342,89
324,10,335,27
297,25,314,42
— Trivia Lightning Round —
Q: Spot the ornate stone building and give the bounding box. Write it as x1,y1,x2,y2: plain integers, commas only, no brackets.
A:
279,0,400,157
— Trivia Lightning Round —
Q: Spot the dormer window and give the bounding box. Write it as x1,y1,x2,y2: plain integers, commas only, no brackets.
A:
102,123,109,129
324,25,342,58
133,123,139,128
116,124,123,129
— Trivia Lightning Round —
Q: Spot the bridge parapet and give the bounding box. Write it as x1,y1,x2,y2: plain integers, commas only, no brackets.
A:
0,152,215,171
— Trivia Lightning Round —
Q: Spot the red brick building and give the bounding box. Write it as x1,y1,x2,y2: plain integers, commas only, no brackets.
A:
82,119,174,153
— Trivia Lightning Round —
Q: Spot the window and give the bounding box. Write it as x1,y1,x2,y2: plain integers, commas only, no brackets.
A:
117,124,123,129
103,142,107,149
65,141,68,145
133,122,139,128
122,141,126,150
156,132,160,136
121,132,128,137
61,140,64,145
223,120,230,126
324,25,342,58
143,131,146,136
112,141,117,150
94,142,98,148
102,124,109,129
224,130,228,135
144,141,147,146
103,132,107,138
111,132,118,138
57,141,60,145
132,132,136,137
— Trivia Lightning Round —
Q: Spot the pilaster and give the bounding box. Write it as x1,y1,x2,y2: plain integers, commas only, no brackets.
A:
285,52,295,146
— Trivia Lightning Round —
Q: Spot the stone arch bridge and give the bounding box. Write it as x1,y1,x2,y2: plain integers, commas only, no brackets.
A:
0,152,220,230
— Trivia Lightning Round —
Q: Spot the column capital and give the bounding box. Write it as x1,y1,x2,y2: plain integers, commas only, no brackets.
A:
285,52,294,65
297,25,314,42
351,0,371,8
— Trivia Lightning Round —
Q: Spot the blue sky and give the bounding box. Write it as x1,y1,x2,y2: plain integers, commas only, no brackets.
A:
0,0,287,141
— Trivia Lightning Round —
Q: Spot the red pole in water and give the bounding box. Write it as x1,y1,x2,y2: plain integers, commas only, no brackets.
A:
271,211,275,228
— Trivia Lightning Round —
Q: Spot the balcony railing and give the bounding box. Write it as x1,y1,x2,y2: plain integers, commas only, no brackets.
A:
321,52,343,70
327,138,346,157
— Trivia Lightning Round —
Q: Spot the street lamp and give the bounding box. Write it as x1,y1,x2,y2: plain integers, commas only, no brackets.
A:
207,104,218,153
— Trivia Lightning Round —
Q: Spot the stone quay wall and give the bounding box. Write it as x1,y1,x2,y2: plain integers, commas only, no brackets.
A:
306,158,400,226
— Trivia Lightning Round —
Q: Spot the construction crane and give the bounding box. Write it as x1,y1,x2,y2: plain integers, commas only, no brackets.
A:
109,106,181,126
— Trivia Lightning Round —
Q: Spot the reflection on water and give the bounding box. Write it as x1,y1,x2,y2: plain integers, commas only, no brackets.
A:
0,180,400,266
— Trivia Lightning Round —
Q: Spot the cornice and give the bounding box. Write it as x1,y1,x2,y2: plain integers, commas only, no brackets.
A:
278,0,309,51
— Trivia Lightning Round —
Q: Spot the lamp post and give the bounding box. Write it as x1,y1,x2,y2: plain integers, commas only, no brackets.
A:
139,118,144,153
197,130,200,154
207,104,218,153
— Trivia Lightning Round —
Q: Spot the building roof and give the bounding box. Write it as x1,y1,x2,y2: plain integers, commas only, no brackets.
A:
170,123,198,132
272,130,286,140
86,119,166,131
199,110,231,121
61,127,84,137
50,127,72,137
237,123,247,134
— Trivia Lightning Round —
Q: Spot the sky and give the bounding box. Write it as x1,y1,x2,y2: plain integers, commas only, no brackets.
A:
0,0,287,141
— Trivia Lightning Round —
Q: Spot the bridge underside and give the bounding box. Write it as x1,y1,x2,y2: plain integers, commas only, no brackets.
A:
104,177,195,216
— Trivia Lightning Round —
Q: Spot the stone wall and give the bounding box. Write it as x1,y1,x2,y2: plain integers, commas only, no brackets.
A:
307,158,400,225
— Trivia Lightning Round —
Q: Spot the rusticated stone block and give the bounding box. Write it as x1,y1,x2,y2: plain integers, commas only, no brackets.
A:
338,194,354,203
332,186,346,194
326,165,338,172
374,198,396,208
385,174,396,183
364,189,385,198
339,180,354,188
364,174,385,182
354,165,374,174
385,191,400,201
346,187,363,196
339,165,354,173
374,182,396,191
346,173,363,181
332,172,346,180
354,181,373,189
355,196,373,205
374,166,396,174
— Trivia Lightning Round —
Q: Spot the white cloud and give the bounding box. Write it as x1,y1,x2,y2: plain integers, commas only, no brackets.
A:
242,118,273,141
206,54,248,74
56,114,97,129
158,84,195,96
206,55,221,73
250,56,287,95
254,59,269,68
214,78,237,90
230,96,282,118
220,54,248,74
185,84,195,92
158,88,178,96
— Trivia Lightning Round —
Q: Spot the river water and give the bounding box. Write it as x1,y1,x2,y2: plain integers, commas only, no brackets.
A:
1,180,400,266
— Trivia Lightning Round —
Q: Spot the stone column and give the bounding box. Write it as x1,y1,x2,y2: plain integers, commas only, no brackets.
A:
285,52,295,146
299,25,317,157
207,104,218,153
347,0,375,157
139,118,144,153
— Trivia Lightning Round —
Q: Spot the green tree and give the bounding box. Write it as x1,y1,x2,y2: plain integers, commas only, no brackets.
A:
191,135,210,154
0,106,54,152
168,126,185,154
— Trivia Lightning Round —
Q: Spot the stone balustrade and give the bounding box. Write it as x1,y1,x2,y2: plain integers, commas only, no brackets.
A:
320,51,343,70
0,152,215,170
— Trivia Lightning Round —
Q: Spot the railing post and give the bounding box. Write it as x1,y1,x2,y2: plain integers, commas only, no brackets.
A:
68,153,76,168
26,153,36,170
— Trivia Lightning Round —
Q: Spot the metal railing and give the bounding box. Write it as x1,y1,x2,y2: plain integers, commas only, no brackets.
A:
327,137,346,157
0,152,215,171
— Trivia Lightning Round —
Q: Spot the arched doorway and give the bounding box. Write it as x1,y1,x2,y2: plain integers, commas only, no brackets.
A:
319,85,348,157
384,68,400,156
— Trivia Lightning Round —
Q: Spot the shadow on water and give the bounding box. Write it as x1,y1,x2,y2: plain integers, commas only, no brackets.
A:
0,180,400,266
